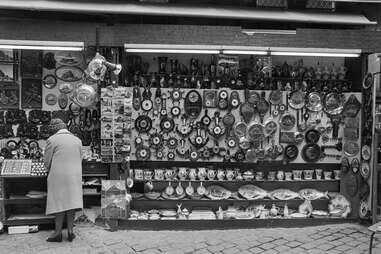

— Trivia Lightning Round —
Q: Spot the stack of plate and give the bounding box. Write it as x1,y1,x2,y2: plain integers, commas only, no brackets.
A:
188,210,216,220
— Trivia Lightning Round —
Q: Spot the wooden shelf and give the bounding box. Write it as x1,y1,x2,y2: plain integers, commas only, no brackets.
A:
0,175,47,179
135,179,339,183
4,214,54,226
82,174,108,177
2,197,46,205
83,193,101,196
0,60,18,65
119,218,358,230
131,161,341,170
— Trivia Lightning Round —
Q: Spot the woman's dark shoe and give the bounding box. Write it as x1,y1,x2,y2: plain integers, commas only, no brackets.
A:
46,233,62,242
67,232,76,242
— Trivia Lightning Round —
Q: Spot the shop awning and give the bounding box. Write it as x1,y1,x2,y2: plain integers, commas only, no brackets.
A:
0,0,376,25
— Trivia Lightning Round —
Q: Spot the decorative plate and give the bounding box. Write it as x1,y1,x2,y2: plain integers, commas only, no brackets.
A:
205,185,231,200
55,66,83,82
55,51,84,66
45,93,58,106
343,141,360,157
42,74,57,89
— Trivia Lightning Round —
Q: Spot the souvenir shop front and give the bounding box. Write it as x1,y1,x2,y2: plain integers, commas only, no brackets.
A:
0,16,380,230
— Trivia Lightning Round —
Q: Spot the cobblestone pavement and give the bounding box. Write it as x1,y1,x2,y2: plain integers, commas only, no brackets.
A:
0,223,380,254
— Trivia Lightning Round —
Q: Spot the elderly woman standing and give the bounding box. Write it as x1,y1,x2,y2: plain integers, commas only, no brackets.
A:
44,118,83,242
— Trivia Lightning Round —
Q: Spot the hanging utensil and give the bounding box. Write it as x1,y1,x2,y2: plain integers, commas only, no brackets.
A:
234,121,247,138
343,141,360,157
135,115,152,133
284,144,298,162
184,90,202,119
306,92,323,112
257,91,270,123
323,92,345,116
301,143,321,163
247,120,265,143
279,93,296,131
229,90,241,109
305,129,321,144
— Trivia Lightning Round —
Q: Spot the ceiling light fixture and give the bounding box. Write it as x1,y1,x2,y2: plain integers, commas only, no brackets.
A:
125,49,220,54
222,50,268,55
271,51,360,57
242,29,297,35
0,40,84,51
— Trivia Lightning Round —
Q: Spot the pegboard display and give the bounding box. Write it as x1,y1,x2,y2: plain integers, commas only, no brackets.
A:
123,87,362,164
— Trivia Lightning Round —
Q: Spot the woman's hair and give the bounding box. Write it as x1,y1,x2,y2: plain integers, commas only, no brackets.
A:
50,118,67,134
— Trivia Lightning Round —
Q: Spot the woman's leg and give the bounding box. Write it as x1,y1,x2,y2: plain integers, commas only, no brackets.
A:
66,209,75,234
54,212,65,235
47,212,64,241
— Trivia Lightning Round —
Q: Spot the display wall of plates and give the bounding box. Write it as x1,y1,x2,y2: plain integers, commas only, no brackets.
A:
125,87,361,164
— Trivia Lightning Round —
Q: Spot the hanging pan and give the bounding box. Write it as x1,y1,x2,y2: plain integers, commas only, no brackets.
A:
234,121,247,138
301,143,321,163
257,91,269,123
323,92,345,116
279,92,296,130
284,144,299,162
247,121,264,143
288,89,305,110
305,129,321,144
306,92,323,112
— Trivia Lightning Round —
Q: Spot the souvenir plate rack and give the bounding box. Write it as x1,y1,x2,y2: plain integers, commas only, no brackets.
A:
112,52,364,228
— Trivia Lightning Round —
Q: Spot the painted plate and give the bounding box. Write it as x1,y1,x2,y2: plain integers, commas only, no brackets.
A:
55,51,84,66
45,93,58,106
42,74,57,89
55,66,83,82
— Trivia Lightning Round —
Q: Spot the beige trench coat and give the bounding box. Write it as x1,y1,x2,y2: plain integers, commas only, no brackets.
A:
44,129,83,215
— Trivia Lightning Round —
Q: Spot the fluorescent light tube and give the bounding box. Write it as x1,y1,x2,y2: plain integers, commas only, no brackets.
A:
0,40,84,51
125,49,220,54
242,29,296,35
223,50,268,55
271,51,360,57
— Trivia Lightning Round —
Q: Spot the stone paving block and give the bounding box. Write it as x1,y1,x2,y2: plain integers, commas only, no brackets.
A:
248,247,264,254
104,239,123,246
222,246,240,254
333,244,352,252
274,245,290,252
257,237,273,243
271,238,288,246
317,243,335,251
141,248,161,254
306,249,324,254
259,242,276,250
299,242,317,250
112,247,135,254
261,249,278,254
329,240,344,246
286,241,302,248
194,249,211,254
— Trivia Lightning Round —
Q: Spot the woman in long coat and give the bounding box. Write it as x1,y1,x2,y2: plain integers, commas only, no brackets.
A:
44,118,83,242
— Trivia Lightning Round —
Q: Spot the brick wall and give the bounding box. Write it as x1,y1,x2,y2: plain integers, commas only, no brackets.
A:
1,18,381,52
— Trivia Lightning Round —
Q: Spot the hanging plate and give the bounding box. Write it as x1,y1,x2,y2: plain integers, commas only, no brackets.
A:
55,66,83,82
301,143,321,163
149,132,164,150
184,90,202,118
269,90,282,105
346,171,358,197
351,158,360,174
229,91,241,108
58,93,68,109
289,90,305,109
45,93,57,106
222,112,235,127
306,92,323,112
203,90,217,108
58,82,74,94
247,122,264,142
279,113,296,130
171,106,181,117
360,162,370,179
323,92,344,116
135,115,152,133
42,74,57,89
257,92,270,120
361,145,371,161
343,141,360,157
55,51,84,66
247,91,260,105
363,72,373,89
343,95,361,118
234,121,247,138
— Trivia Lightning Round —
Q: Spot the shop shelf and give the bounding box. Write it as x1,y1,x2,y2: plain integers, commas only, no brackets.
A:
119,217,357,230
4,214,54,226
0,175,47,178
83,193,101,196
134,179,339,183
2,196,46,205
0,60,18,65
82,174,108,177
130,160,341,170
